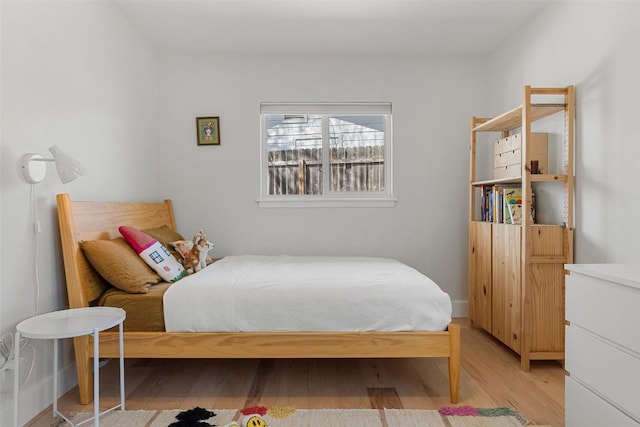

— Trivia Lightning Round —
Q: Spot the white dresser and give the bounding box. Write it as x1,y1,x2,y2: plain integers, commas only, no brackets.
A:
565,264,640,427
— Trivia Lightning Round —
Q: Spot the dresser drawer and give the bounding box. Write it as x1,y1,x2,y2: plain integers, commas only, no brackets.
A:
566,325,640,421
566,272,640,353
566,377,639,427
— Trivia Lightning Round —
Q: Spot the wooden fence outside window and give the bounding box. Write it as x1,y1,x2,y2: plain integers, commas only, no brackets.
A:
268,146,385,195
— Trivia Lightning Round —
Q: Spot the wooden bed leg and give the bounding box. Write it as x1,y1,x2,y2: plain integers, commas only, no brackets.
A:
447,323,461,403
73,335,93,405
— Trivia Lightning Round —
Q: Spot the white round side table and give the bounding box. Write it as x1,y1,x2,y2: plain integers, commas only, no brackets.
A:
13,307,126,427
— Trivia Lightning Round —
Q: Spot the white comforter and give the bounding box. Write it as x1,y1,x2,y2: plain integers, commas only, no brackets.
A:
163,255,452,332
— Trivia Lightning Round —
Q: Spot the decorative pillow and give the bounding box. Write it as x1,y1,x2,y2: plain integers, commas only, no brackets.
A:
169,240,193,259
119,225,187,282
143,225,185,259
79,238,161,293
143,224,184,243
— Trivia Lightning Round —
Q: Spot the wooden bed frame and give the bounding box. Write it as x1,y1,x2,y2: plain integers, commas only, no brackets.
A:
56,193,460,405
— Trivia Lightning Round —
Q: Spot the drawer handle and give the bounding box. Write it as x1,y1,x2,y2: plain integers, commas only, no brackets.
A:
483,285,487,296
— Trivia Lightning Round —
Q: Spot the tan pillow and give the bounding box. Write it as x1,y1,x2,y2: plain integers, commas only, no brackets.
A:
143,225,184,246
144,225,185,261
80,238,161,294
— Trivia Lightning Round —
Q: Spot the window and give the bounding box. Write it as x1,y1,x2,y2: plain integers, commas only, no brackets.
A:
259,102,395,207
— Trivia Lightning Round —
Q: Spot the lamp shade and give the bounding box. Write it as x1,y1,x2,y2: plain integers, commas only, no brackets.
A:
49,145,85,184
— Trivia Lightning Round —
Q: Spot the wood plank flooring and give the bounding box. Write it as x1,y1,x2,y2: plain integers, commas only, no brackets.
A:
28,319,565,426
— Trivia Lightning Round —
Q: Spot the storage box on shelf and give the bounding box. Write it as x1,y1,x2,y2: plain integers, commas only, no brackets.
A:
467,85,575,370
493,132,548,179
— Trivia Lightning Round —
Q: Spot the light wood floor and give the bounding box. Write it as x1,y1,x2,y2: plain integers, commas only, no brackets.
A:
28,319,564,426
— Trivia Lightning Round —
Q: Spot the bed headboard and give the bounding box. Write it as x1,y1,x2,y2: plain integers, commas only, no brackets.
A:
56,193,177,309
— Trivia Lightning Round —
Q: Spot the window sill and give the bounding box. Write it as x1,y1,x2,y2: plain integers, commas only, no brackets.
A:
256,197,397,208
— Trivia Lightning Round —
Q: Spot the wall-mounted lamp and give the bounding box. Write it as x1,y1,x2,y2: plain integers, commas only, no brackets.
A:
20,145,85,184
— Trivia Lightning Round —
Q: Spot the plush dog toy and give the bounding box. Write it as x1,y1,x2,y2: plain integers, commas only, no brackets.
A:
180,230,214,274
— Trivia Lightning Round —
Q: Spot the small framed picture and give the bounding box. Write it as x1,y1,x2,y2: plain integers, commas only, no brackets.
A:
196,116,220,146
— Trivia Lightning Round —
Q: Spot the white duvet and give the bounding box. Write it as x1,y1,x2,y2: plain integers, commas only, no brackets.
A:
163,255,452,332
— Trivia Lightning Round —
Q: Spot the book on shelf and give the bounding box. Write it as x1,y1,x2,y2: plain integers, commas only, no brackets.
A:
478,184,535,224
531,191,536,223
507,203,523,225
504,190,535,224
493,184,519,224
503,187,522,224
480,185,492,221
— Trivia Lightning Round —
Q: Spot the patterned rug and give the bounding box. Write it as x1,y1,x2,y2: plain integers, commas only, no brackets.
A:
59,405,529,427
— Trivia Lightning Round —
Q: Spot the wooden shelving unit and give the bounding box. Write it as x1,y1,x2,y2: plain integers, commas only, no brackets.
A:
467,85,575,370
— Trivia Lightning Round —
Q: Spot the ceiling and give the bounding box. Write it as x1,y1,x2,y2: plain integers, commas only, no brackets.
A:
112,0,550,55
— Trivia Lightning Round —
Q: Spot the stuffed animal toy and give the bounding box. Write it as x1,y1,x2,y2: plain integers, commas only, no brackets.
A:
180,230,214,274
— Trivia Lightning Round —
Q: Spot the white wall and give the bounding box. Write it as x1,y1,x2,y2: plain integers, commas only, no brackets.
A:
0,1,160,425
6,0,640,424
159,53,487,315
487,1,640,263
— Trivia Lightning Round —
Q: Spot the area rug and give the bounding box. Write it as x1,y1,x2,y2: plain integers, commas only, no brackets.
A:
60,405,529,427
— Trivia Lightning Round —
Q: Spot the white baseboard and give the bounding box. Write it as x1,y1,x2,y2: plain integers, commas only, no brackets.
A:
451,299,468,319
0,362,77,426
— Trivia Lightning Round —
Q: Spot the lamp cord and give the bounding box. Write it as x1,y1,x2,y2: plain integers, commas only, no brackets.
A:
29,184,41,317
0,185,40,386
0,333,36,391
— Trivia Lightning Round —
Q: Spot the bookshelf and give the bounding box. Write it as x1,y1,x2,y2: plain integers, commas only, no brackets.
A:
467,85,575,370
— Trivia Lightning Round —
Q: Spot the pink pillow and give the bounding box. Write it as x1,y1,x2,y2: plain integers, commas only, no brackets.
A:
119,225,187,282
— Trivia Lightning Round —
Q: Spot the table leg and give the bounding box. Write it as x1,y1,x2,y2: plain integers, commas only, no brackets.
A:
53,339,58,416
13,332,20,427
93,328,99,427
119,321,125,410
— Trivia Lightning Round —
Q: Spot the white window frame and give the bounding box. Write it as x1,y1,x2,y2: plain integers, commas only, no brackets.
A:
258,102,396,208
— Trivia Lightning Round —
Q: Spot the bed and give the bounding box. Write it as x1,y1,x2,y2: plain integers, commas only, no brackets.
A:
56,193,460,405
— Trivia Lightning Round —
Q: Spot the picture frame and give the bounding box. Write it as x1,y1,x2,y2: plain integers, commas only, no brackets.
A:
196,116,220,146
